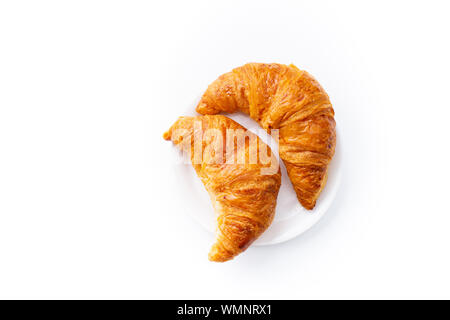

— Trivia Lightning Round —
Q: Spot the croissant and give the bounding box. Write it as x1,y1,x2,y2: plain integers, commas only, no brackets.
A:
163,115,281,262
196,63,336,210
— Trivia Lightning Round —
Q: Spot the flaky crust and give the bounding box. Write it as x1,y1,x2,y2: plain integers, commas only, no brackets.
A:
163,115,281,262
196,63,336,210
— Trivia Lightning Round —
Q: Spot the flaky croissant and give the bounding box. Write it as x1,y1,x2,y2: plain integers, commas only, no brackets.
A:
163,115,281,262
196,63,336,210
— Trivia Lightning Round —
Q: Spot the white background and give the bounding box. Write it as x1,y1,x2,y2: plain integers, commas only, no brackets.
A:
1,0,449,299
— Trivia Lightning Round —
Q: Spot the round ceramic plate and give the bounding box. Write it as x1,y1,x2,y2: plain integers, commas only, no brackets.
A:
166,97,342,246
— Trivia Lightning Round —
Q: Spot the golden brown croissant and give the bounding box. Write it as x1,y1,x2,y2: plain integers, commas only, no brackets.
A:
163,115,281,262
196,63,336,210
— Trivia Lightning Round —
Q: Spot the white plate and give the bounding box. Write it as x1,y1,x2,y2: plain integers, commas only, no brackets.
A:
167,97,342,246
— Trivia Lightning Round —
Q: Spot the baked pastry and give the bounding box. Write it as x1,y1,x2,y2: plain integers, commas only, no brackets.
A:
196,63,336,209
163,115,281,262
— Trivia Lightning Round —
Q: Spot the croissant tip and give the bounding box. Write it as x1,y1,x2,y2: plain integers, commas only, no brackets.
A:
162,131,171,140
196,102,218,115
304,199,318,210
208,243,236,262
208,254,232,263
297,196,316,210
208,256,225,263
195,102,205,114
